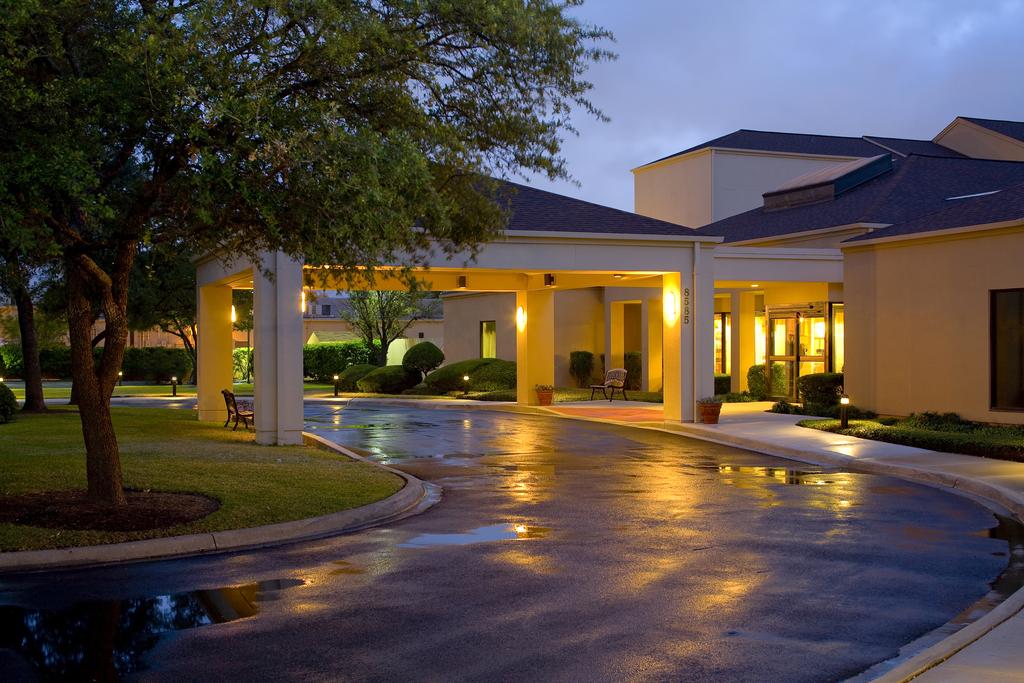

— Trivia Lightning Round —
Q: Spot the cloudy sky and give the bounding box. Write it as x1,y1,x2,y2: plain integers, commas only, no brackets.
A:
522,0,1024,211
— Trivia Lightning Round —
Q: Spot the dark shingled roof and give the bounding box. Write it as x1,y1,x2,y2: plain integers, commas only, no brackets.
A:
644,130,883,165
861,136,963,158
847,181,1024,243
695,155,1024,243
498,180,692,236
963,117,1024,143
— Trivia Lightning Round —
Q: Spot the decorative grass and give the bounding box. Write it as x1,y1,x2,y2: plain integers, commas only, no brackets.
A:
0,407,403,551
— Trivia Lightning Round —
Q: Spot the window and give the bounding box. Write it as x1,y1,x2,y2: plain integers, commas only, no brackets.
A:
321,304,331,316
713,313,731,374
480,321,497,358
992,289,1024,410
830,303,845,374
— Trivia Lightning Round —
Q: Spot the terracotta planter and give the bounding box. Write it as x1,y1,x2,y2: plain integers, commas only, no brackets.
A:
536,390,554,406
699,402,722,424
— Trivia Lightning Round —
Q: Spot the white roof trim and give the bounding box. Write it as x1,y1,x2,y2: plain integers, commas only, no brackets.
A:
841,217,1024,248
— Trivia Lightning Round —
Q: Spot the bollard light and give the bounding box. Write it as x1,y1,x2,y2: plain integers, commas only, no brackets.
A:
171,376,178,397
839,393,850,429
462,374,471,396
0,376,4,383
118,370,123,386
333,374,340,397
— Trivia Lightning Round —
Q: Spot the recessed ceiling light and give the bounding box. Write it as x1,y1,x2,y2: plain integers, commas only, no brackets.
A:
751,283,759,288
613,274,624,279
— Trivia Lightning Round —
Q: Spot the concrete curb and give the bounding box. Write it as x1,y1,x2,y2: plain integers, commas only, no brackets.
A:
520,408,1024,683
0,433,433,574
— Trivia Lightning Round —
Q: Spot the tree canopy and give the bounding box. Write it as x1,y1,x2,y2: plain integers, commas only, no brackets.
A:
0,0,611,505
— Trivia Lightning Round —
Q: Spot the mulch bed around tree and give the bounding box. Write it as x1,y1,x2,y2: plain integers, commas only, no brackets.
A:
0,490,220,532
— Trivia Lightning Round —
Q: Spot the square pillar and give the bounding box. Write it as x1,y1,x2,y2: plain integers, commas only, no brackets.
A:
736,292,757,391
662,272,693,422
604,300,625,374
254,251,305,445
197,284,234,422
643,298,663,392
516,289,555,405
694,243,716,404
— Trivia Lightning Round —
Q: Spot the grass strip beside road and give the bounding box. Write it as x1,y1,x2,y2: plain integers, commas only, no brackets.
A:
799,418,1024,462
0,407,403,552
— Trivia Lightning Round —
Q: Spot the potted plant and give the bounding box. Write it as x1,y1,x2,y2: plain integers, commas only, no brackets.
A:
535,384,554,406
697,396,723,424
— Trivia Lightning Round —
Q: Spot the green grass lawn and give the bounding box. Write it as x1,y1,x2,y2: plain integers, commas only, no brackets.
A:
0,407,403,551
5,381,333,400
799,414,1024,462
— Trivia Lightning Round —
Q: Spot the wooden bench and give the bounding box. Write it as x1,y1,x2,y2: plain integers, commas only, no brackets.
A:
222,389,254,431
590,368,629,402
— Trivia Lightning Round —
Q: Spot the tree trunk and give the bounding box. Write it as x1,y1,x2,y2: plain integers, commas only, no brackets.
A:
66,258,129,507
11,276,46,412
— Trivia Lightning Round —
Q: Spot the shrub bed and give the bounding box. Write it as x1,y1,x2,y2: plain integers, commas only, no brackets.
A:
0,383,17,423
747,363,787,400
797,372,844,410
800,414,1024,462
424,358,496,393
356,365,420,394
569,351,595,388
303,341,376,382
121,347,193,382
468,359,516,391
714,374,731,395
337,364,378,391
623,351,642,390
402,341,444,379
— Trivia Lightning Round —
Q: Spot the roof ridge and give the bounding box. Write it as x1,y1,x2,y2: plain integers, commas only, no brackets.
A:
962,115,1024,125
499,179,691,229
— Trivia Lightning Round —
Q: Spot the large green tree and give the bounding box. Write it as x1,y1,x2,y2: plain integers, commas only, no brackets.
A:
0,0,610,506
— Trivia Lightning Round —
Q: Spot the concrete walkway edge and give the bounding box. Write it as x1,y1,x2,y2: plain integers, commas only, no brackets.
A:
0,433,434,574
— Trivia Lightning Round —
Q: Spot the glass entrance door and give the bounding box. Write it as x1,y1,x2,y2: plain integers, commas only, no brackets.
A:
767,303,830,400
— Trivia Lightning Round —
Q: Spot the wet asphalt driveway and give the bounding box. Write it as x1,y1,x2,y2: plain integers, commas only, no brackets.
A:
0,403,1018,682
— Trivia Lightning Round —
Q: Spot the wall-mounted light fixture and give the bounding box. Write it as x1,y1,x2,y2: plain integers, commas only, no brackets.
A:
457,275,467,289
516,305,527,332
300,290,307,313
231,305,237,323
544,273,555,287
663,291,680,324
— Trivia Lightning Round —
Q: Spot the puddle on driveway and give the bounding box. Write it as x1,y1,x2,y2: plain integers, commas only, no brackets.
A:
0,578,303,679
399,523,551,548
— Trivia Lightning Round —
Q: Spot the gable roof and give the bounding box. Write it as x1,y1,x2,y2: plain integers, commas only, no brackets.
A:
498,180,692,235
961,117,1024,143
696,155,1024,243
846,181,1024,243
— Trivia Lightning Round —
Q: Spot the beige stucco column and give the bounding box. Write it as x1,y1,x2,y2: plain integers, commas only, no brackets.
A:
643,298,663,392
253,251,305,445
605,300,625,375
515,289,555,405
693,244,717,403
735,291,757,391
663,243,714,422
197,284,234,423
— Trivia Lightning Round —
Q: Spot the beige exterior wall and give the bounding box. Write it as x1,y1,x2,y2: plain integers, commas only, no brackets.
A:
844,226,1024,424
633,151,713,228
935,120,1024,162
442,292,517,363
710,150,855,223
442,289,605,386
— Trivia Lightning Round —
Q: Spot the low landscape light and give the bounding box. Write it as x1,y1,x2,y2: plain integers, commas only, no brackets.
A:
839,393,850,428
118,370,123,386
0,377,4,383
333,374,340,397
171,375,178,397
462,374,470,396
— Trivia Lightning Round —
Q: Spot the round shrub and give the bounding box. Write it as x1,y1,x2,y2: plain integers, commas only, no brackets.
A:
747,363,787,400
468,359,516,391
796,372,844,409
569,350,595,388
402,341,444,378
714,374,731,395
357,365,420,394
0,382,18,423
425,358,495,393
337,363,378,391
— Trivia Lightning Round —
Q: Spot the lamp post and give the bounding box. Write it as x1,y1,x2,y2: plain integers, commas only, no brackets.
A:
462,374,470,396
171,376,178,397
333,374,340,397
117,370,123,386
839,393,850,429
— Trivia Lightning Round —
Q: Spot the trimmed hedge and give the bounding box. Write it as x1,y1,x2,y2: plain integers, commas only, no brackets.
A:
569,351,595,388
356,365,420,394
425,358,495,393
337,364,378,391
747,363,787,400
0,344,192,382
623,351,642,390
0,382,17,423
402,341,444,378
797,372,844,409
303,341,376,382
468,359,516,391
714,374,731,395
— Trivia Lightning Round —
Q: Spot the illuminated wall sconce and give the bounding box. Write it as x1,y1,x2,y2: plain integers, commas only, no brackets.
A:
663,291,679,324
231,305,237,323
457,275,467,289
544,273,555,287
300,290,307,313
516,305,527,332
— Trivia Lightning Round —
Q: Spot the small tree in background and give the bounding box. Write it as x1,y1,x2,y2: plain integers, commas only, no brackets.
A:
341,291,441,367
232,290,254,382
402,341,444,380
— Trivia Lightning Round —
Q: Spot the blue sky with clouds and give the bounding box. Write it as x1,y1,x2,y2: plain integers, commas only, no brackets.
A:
522,0,1024,212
